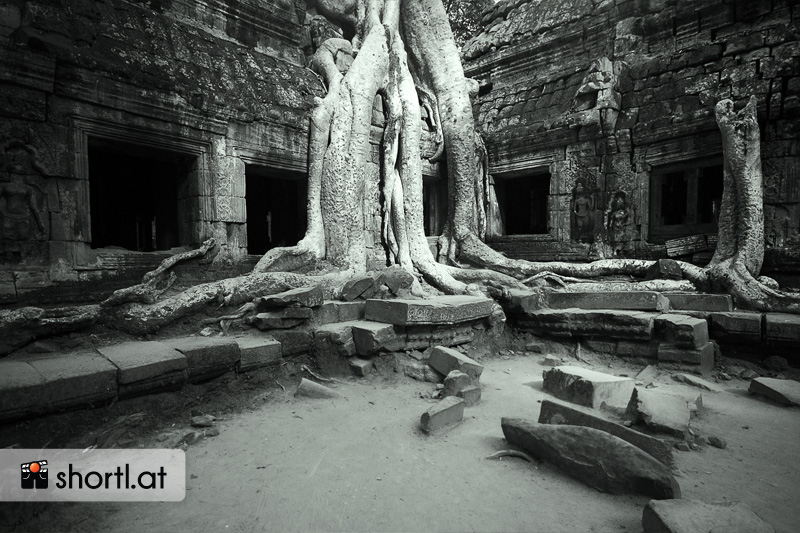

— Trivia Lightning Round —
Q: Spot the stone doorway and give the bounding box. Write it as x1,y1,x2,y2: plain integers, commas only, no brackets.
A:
494,171,551,235
245,165,307,255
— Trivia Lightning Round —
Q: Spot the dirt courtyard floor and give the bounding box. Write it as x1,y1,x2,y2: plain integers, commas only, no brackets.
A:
2,352,799,533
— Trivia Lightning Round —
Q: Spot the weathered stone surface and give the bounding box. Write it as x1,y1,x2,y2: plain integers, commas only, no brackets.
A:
295,378,340,399
665,293,733,312
626,388,698,439
365,296,494,325
672,373,723,392
420,396,465,433
235,336,282,371
655,314,709,348
315,300,366,325
269,329,314,356
314,321,359,357
341,274,377,301
349,357,374,377
352,321,405,355
538,399,673,467
748,377,800,406
442,370,472,398
542,366,635,409
256,285,323,309
708,436,727,449
251,312,306,330
395,354,442,383
404,323,475,350
502,418,680,499
528,309,655,340
377,266,416,296
458,385,481,406
618,340,660,359
636,365,659,382
709,311,763,341
428,346,484,380
504,289,546,314
547,291,669,312
644,259,683,281
279,307,314,319
165,337,240,382
543,354,562,366
642,499,775,533
97,341,187,398
657,342,714,373
764,313,800,343
24,351,118,410
191,414,214,428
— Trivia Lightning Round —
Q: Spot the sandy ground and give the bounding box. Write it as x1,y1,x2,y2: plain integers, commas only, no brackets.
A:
3,353,800,533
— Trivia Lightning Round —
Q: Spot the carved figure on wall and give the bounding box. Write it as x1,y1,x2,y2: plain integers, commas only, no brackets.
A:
0,143,47,251
570,180,595,243
606,190,635,257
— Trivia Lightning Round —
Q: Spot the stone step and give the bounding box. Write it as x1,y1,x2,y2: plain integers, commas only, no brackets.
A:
764,313,800,343
97,341,188,399
313,300,366,325
524,309,655,340
165,337,240,383
542,366,635,409
654,314,709,349
234,336,282,371
657,342,714,374
546,291,670,312
709,311,762,341
364,295,494,325
664,293,733,312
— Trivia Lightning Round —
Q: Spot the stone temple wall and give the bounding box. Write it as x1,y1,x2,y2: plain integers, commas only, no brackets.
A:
0,0,326,304
463,0,800,283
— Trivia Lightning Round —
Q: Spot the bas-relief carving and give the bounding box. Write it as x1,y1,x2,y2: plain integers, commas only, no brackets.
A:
0,142,49,261
605,190,637,258
570,179,601,244
765,204,800,248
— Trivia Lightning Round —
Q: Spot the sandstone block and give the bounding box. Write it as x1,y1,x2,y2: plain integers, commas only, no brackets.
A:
235,337,282,371
395,354,442,383
546,291,669,312
365,296,494,325
377,266,416,296
642,499,774,533
655,314,709,348
626,388,698,439
542,366,635,409
665,293,733,312
341,274,377,301
502,418,680,499
165,337,240,382
644,259,683,281
530,309,655,340
504,289,546,314
748,377,800,406
617,340,659,359
538,399,673,466
349,357,374,377
352,321,405,355
428,346,484,381
764,313,800,342
25,351,118,411
657,342,714,373
672,373,723,392
295,378,340,399
709,311,762,341
543,354,562,366
0,361,47,421
98,341,187,399
269,329,314,356
256,285,323,309
251,312,306,330
420,396,465,433
457,385,481,407
314,321,359,357
404,323,475,350
442,370,472,398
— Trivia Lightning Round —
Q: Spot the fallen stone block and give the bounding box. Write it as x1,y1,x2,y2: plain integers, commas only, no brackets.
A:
314,300,366,325
501,418,680,499
644,259,683,281
657,342,714,373
256,285,323,309
542,366,634,409
504,289,546,314
341,274,377,301
235,337,282,371
251,312,306,330
98,342,187,399
672,373,723,392
748,377,800,406
543,354,561,367
420,396,465,433
349,357,374,377
428,346,484,381
191,414,214,428
525,341,545,353
377,266,416,296
655,314,709,348
642,499,774,533
458,385,481,407
24,351,118,412
442,370,472,398
538,399,673,467
626,388,698,439
546,291,670,312
269,329,314,356
352,321,405,355
709,311,762,341
295,378,340,399
365,296,494,325
665,293,732,312
165,337,240,383
395,354,442,383
636,365,659,382
764,313,800,343
314,321,359,357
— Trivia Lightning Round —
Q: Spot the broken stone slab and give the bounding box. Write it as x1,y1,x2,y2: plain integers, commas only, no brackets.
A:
664,293,733,312
458,385,481,407
636,365,659,382
341,274,377,301
191,414,214,428
295,377,340,399
503,289,546,314
278,307,314,319
404,323,475,350
165,337,240,383
313,321,359,357
644,259,683,281
655,314,709,348
235,336,282,371
420,396,465,433
395,354,442,383
351,321,405,355
529,309,656,340
377,266,416,296
546,291,670,312
626,388,699,439
542,366,635,409
256,285,323,309
442,370,472,398
269,329,314,356
427,346,484,381
764,313,800,343
23,351,118,412
314,300,366,325
709,311,762,341
748,377,800,406
250,312,307,330
501,418,680,499
642,499,774,533
672,373,723,392
349,357,374,377
97,341,187,399
657,342,715,373
365,295,494,325
538,399,673,467
542,354,562,367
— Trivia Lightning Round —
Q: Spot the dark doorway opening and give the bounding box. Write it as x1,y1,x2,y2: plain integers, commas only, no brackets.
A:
88,137,192,251
245,166,307,255
494,172,551,235
423,176,448,237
